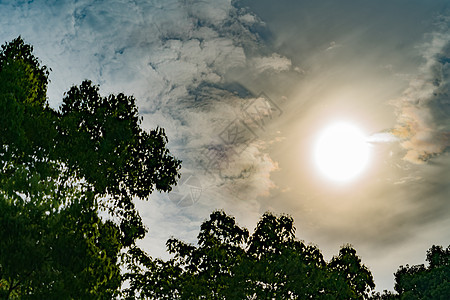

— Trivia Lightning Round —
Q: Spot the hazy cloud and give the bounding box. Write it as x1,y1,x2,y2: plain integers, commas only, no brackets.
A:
392,25,450,164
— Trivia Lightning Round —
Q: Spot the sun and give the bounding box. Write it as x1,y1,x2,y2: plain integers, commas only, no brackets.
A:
313,122,370,182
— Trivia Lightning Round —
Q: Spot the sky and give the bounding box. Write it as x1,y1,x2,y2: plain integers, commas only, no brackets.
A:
1,0,449,292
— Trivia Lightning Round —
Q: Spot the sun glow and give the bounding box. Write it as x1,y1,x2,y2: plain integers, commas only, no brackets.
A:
313,122,370,182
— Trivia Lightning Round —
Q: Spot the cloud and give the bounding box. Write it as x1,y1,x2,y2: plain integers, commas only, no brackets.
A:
325,41,341,52
2,0,450,293
250,53,292,73
0,0,294,219
391,24,450,164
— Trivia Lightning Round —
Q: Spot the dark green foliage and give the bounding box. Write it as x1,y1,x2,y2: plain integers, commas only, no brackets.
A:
0,191,122,299
370,245,450,300
0,36,180,298
370,290,399,300
243,213,329,299
393,245,450,299
0,157,123,299
124,247,184,300
328,246,375,299
125,210,376,299
56,79,181,245
0,36,49,108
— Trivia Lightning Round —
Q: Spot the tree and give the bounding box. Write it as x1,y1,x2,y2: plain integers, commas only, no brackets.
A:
56,79,180,245
124,211,250,299
0,187,122,299
243,213,331,299
393,245,450,299
0,36,181,298
328,245,375,299
370,290,399,300
370,244,450,300
125,210,376,299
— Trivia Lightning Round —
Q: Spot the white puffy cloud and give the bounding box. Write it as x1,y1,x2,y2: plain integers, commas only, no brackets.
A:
0,0,293,257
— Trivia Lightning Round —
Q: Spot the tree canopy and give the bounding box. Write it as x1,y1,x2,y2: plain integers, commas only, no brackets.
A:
125,210,376,299
0,36,180,298
1,36,447,300
393,245,450,299
371,245,450,300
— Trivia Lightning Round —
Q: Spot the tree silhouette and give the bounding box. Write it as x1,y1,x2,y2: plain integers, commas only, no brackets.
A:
125,210,375,299
394,245,450,299
0,36,180,298
371,245,450,300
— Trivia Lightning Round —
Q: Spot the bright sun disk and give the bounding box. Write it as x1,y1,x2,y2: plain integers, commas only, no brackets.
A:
314,122,370,182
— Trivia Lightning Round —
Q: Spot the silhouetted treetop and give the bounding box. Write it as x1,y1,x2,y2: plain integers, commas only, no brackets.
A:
125,210,376,299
